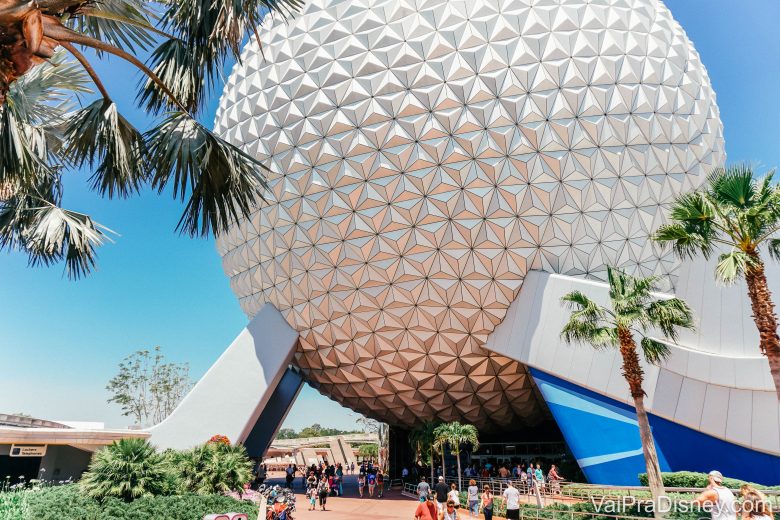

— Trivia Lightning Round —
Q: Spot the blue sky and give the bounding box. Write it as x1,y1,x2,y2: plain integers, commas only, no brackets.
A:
1,0,779,430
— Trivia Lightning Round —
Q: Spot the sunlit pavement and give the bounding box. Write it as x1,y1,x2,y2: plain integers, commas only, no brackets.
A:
262,474,578,519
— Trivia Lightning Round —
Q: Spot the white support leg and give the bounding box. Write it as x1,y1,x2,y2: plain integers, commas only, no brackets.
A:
146,305,299,450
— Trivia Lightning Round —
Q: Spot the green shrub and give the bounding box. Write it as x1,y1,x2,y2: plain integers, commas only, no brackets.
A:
173,442,253,495
18,484,258,520
80,438,173,502
0,489,29,520
638,471,780,490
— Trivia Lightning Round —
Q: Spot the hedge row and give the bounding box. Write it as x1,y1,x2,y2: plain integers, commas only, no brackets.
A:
1,485,259,520
638,472,780,490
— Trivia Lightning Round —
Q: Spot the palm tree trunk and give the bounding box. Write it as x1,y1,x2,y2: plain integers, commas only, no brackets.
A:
430,448,435,489
744,257,780,400
618,327,665,518
441,447,446,480
430,450,435,487
455,447,462,491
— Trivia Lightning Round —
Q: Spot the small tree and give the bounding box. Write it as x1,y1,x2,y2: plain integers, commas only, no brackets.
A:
560,266,694,514
655,165,780,399
172,442,253,495
432,422,479,490
106,346,192,426
409,422,439,486
357,444,378,460
80,438,170,502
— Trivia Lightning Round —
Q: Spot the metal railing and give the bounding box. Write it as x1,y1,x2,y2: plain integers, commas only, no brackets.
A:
403,480,780,510
440,476,571,498
557,483,780,508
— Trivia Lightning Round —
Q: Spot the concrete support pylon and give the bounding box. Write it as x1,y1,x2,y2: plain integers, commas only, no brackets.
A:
146,305,299,451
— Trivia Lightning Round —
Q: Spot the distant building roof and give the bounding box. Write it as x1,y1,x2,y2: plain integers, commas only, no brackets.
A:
0,414,70,429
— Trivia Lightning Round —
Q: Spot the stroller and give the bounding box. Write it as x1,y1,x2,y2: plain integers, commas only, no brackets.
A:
261,485,295,520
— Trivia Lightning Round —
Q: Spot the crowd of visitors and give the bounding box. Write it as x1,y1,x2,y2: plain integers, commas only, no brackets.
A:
411,461,565,497
273,459,389,511
412,461,566,519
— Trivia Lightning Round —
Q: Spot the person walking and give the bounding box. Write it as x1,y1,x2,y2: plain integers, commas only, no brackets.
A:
480,485,494,520
448,482,460,509
416,495,438,520
418,476,431,501
317,475,330,511
358,471,366,498
377,470,385,498
307,483,317,511
693,470,737,520
467,479,479,518
284,464,294,488
336,463,344,496
435,476,450,514
548,464,563,495
526,464,534,495
534,463,544,494
367,469,376,497
501,480,521,520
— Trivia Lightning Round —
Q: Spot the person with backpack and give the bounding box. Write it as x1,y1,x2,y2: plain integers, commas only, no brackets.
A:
417,476,431,501
317,475,330,511
367,469,377,497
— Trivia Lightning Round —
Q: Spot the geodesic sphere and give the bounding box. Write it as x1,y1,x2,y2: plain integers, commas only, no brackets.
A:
215,0,724,430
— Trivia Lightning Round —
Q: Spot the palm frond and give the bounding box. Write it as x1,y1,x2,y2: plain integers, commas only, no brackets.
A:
7,50,91,124
0,177,112,280
138,38,215,114
709,164,756,209
24,206,110,279
767,238,780,262
640,337,672,365
715,249,757,284
140,0,302,114
145,112,267,237
560,290,606,320
63,99,147,198
654,223,714,260
646,297,694,341
68,0,158,53
560,319,617,348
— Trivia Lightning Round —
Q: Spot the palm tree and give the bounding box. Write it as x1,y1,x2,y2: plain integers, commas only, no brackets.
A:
655,165,780,399
80,437,170,502
174,442,254,495
409,422,438,486
560,267,694,513
433,421,479,490
0,0,300,279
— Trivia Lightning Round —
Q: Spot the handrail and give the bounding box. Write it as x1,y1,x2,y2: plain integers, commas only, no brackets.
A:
557,483,780,506
404,479,780,509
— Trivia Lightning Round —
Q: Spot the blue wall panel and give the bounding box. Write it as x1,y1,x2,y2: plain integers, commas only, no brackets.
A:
531,369,780,486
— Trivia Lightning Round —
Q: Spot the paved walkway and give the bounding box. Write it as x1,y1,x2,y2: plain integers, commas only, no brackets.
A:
266,474,417,520
264,474,574,520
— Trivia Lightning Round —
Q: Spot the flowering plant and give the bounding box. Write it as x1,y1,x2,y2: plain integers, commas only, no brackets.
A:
208,434,231,446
